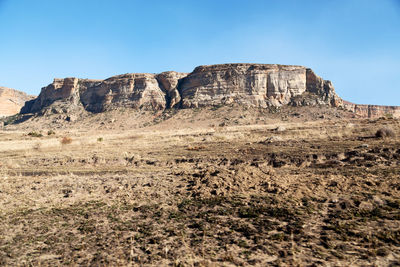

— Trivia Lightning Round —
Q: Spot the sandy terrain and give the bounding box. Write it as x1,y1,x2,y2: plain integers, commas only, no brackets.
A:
0,105,399,266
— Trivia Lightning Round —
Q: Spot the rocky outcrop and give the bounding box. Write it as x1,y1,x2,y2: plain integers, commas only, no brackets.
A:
156,71,187,108
19,63,398,118
179,64,342,108
79,74,168,112
22,72,188,114
21,63,343,114
0,87,35,117
343,101,400,118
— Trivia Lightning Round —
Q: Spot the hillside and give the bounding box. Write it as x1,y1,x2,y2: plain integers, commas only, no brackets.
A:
0,87,35,117
0,107,399,265
0,64,399,265
16,64,400,122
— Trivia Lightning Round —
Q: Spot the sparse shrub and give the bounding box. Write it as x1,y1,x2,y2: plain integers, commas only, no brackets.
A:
385,113,394,119
47,130,56,136
28,131,43,137
60,136,73,145
375,127,395,138
97,137,103,142
3,114,20,126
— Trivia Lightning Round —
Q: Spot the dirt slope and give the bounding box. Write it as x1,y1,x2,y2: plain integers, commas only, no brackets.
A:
0,106,399,266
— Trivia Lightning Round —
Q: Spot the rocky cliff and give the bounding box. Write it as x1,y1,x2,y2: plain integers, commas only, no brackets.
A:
21,63,345,115
180,64,342,108
19,63,400,118
343,101,400,118
0,87,35,117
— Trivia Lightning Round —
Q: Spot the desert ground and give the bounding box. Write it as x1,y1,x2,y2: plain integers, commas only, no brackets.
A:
0,105,399,266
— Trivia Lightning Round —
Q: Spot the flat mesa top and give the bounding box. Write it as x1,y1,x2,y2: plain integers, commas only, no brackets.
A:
193,63,307,72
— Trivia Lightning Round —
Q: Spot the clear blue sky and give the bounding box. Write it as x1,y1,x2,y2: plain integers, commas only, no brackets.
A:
0,0,399,105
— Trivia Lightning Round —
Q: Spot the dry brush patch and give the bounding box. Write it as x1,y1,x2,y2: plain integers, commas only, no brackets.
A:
0,115,400,266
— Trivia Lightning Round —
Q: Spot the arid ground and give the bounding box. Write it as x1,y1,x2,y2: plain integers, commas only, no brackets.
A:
0,106,399,266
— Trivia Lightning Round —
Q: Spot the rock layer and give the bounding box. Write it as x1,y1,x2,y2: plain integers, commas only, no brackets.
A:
343,101,400,118
21,64,343,114
19,63,399,118
179,64,343,108
0,87,35,117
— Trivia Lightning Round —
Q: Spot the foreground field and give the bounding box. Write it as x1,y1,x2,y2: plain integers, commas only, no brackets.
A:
0,106,399,266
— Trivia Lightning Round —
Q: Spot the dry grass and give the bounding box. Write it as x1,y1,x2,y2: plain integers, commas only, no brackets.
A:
0,107,399,266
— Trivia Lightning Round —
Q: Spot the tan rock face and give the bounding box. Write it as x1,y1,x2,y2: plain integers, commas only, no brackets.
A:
30,78,80,112
343,101,400,118
80,74,168,112
19,63,398,118
23,72,186,113
156,71,188,108
0,87,35,117
179,64,341,108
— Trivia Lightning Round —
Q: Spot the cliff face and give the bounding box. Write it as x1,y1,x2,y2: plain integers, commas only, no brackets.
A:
22,71,188,114
21,63,346,115
0,87,35,117
19,63,399,118
343,101,400,118
180,64,343,108
180,64,306,108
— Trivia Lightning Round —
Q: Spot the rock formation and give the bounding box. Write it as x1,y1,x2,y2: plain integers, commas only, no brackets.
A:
19,63,400,118
179,64,342,108
0,87,35,117
343,101,400,118
20,64,342,113
21,72,188,114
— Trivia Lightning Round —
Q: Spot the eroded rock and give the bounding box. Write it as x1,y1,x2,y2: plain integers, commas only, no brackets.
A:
0,87,35,117
18,63,399,119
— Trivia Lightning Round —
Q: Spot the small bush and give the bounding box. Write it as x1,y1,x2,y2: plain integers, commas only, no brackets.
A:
375,127,395,138
47,130,56,136
3,114,20,126
28,131,43,138
60,136,73,145
385,113,394,120
97,137,103,142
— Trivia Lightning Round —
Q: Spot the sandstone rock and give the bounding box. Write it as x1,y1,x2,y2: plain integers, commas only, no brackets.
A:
261,136,283,143
180,64,308,108
24,74,169,113
0,87,35,117
179,64,344,108
30,78,80,113
274,126,286,132
343,101,400,118
305,69,342,107
80,74,166,112
156,71,188,108
18,63,399,119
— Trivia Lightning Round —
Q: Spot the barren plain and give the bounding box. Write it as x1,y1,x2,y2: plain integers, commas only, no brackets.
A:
0,105,399,266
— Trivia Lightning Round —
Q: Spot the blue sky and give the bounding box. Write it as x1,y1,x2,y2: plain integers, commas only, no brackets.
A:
0,0,399,105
